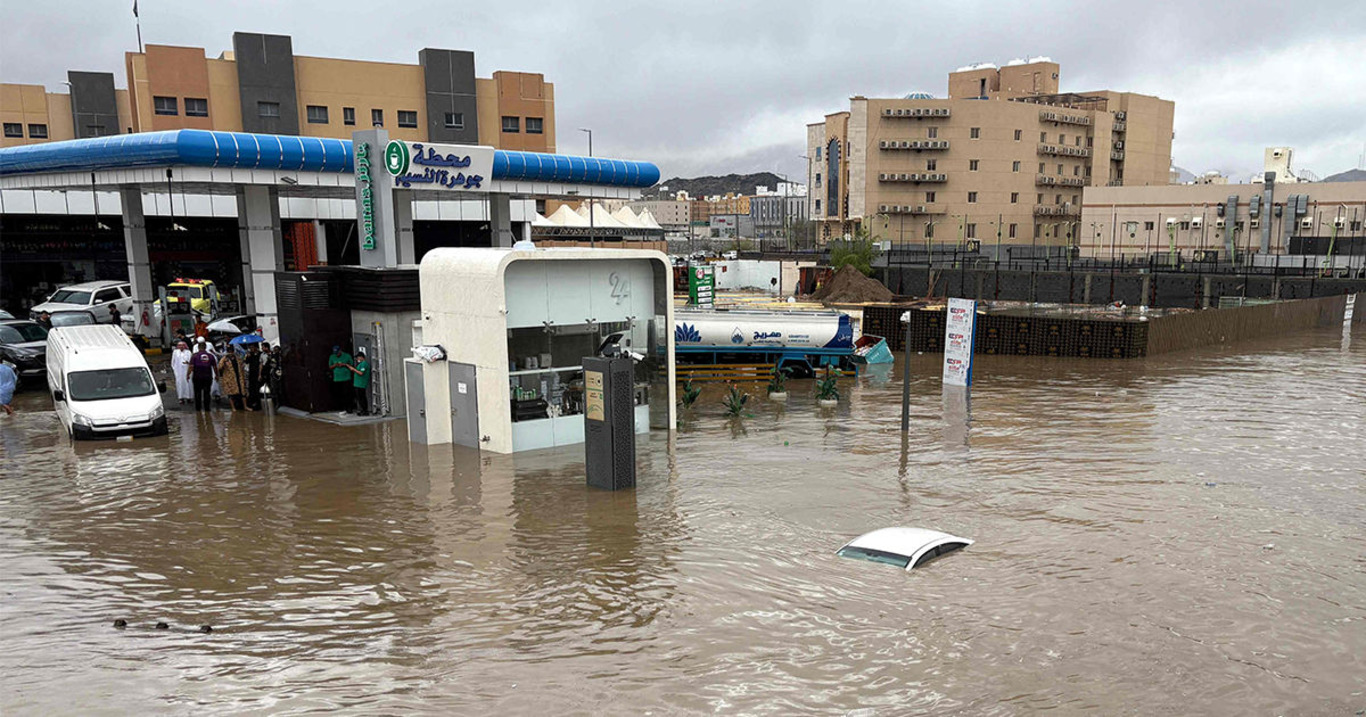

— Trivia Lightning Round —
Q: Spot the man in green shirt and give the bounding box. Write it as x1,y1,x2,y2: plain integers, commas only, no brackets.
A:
328,345,353,412
348,348,372,416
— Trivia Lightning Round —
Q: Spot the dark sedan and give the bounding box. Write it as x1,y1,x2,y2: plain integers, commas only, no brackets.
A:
0,319,50,383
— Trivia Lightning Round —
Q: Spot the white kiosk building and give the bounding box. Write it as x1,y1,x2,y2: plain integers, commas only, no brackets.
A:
411,247,676,453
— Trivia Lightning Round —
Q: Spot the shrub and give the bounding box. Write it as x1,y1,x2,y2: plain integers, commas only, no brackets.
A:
722,384,749,416
680,379,701,408
766,366,790,394
815,374,839,401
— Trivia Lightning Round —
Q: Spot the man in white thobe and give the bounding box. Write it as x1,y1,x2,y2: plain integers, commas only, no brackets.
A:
170,340,194,404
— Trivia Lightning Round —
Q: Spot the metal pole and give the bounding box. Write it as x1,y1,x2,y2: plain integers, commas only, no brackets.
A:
901,311,912,433
581,128,594,248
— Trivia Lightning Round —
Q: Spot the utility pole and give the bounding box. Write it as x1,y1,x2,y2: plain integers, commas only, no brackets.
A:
580,128,595,248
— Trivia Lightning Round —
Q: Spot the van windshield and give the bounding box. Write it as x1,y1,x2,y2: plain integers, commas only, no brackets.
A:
49,290,93,305
67,368,156,402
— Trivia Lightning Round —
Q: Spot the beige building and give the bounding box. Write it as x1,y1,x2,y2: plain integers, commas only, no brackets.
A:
625,199,690,231
1080,181,1366,259
3,32,554,152
806,60,1174,249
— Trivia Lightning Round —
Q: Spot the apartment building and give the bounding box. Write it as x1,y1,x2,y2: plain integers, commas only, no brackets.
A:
624,199,691,232
2,32,554,152
806,59,1173,248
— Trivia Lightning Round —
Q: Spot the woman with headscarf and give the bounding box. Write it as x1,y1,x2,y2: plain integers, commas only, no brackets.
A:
170,340,194,404
216,346,250,412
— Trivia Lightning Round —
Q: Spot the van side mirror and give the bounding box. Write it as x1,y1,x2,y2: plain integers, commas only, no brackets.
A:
52,389,65,402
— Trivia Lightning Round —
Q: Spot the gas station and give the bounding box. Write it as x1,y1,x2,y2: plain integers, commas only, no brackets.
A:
0,128,660,342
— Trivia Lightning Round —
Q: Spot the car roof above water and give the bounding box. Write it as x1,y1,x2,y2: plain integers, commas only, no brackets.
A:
841,527,973,559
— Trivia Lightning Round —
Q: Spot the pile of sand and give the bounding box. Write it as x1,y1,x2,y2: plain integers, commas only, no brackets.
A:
813,265,894,303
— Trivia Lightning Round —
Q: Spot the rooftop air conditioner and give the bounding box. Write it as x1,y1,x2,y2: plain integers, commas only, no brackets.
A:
915,205,927,213
899,173,909,181
1300,217,1313,229
883,109,893,117
900,141,910,148
1190,217,1202,228
1333,217,1346,229
1250,219,1260,229
880,204,889,212
1166,217,1178,227
1116,111,1126,120
1215,218,1226,228
879,174,888,181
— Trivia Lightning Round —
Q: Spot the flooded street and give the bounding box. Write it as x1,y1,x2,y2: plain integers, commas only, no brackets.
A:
2,326,1364,715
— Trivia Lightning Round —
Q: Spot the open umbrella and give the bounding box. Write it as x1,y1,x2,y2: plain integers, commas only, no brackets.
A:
229,334,265,346
207,317,244,335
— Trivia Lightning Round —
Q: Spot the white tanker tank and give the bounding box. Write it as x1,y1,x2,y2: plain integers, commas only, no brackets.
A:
673,309,854,351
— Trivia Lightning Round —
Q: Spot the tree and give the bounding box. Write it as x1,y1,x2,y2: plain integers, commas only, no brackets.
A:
828,226,881,275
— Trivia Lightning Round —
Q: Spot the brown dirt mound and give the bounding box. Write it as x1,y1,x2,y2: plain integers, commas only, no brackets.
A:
813,265,894,303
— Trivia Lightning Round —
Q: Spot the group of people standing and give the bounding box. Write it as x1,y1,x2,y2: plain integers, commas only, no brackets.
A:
328,345,371,415
169,337,280,412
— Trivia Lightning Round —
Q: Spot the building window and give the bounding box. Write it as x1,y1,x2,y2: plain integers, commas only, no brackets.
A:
398,110,418,128
1072,194,1079,204
526,117,544,134
925,191,936,203
86,125,105,136
969,159,980,171
1012,160,1021,172
815,172,821,186
1144,221,1154,231
1087,137,1094,147
1010,192,1019,204
815,199,821,213
1055,194,1062,204
2,123,21,138
1181,221,1191,230
926,159,937,171
371,109,384,126
258,101,281,118
502,116,520,133
306,105,329,124
343,107,356,126
927,127,938,139
970,127,981,139
1076,136,1082,146
184,98,208,117
444,112,464,129
1057,164,1064,175
966,223,977,238
967,191,978,203
1040,131,1047,142
1039,162,1046,173
1058,133,1065,144
153,96,178,116
1009,223,1018,238
1037,193,1043,203
1074,166,1081,176
815,146,821,160
27,123,47,139
1014,129,1022,141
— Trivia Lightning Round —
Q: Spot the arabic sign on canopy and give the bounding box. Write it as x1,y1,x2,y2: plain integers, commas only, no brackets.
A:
941,297,977,387
384,140,494,191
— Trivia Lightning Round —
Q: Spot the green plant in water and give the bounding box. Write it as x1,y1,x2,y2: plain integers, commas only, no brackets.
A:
680,379,701,408
722,384,749,416
815,373,840,401
766,366,790,394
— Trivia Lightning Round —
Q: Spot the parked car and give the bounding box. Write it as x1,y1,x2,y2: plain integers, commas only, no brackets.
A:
836,528,973,570
0,309,14,320
29,280,134,324
47,325,167,440
0,319,51,383
48,310,99,329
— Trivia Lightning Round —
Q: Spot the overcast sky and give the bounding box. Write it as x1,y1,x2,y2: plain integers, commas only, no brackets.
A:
3,1,1363,183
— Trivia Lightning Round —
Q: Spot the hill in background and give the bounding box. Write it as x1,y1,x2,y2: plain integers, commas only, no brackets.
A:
1322,168,1366,183
644,172,785,199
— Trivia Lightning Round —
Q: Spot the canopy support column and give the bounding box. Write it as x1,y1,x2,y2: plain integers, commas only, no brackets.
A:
236,185,283,342
489,192,515,248
395,189,416,264
119,187,155,338
313,219,329,265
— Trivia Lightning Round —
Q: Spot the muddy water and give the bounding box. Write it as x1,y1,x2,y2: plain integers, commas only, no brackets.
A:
1,326,1363,715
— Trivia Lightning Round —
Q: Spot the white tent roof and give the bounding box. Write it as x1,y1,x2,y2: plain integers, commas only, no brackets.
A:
547,204,590,227
612,206,645,228
577,203,629,229
636,209,663,229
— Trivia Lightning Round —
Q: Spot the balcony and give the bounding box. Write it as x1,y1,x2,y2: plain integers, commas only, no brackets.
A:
1037,144,1092,158
1036,174,1057,186
880,107,952,119
1113,120,1127,132
1059,177,1086,187
1039,110,1092,126
1033,203,1081,217
877,172,948,183
877,139,950,151
1111,150,1125,161
877,204,942,215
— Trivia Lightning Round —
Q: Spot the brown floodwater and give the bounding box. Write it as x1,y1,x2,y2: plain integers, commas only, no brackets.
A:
2,325,1364,715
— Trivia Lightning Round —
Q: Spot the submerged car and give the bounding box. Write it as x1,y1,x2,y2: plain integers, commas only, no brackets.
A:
836,528,973,570
0,319,50,382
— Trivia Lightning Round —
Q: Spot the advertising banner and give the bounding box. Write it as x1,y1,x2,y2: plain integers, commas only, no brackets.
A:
941,297,977,386
688,265,715,308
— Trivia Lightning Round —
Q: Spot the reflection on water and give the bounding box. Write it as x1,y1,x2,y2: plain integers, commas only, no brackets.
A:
1,325,1364,714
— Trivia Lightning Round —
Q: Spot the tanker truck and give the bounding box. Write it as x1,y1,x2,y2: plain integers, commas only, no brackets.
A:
670,308,858,377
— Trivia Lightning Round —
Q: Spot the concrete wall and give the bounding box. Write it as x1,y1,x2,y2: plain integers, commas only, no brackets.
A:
67,71,120,138
1146,293,1350,355
419,49,479,144
352,309,420,417
233,32,299,135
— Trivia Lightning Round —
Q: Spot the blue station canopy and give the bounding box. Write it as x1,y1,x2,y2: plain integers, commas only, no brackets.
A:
0,129,661,188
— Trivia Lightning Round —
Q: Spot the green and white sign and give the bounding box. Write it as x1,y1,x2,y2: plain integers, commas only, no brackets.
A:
384,140,410,177
688,265,715,308
355,142,376,250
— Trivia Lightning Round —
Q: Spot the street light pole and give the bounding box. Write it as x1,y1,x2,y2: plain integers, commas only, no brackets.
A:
580,128,595,248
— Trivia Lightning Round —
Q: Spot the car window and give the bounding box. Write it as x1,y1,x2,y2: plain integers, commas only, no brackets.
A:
118,287,131,297
66,368,156,402
49,290,92,305
94,289,121,303
836,545,911,568
189,287,203,299
0,323,48,343
50,313,95,327
912,542,967,569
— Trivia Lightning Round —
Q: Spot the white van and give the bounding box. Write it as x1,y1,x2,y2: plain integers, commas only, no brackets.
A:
46,325,167,440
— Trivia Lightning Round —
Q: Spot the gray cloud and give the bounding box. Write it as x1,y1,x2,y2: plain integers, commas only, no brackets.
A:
3,1,1363,181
